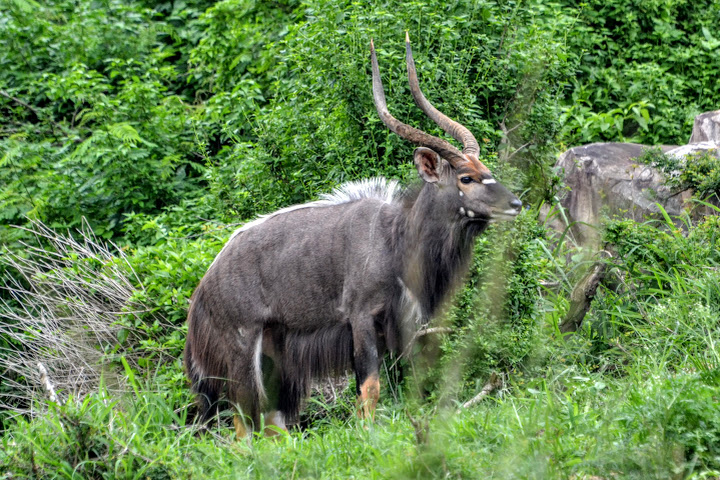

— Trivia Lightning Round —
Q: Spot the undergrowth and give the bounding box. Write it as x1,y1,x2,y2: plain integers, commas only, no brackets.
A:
3,0,720,478
4,212,720,478
638,147,720,200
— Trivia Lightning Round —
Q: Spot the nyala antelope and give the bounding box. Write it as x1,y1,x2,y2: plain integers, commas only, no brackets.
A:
184,35,522,437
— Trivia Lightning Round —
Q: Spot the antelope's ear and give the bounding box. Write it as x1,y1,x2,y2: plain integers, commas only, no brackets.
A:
413,147,441,183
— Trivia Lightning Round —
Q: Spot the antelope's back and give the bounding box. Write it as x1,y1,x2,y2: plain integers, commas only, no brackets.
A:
192,188,403,332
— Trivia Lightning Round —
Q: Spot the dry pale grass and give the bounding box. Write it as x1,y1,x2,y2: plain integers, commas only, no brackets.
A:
0,218,149,415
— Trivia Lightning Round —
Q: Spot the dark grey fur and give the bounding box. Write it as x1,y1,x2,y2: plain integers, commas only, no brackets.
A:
185,153,521,428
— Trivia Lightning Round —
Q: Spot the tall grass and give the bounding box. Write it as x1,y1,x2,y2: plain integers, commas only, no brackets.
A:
0,219,152,417
4,212,720,478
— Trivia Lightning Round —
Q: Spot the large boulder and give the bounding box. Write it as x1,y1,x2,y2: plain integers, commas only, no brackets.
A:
549,112,720,334
548,143,681,247
689,110,720,143
548,111,720,248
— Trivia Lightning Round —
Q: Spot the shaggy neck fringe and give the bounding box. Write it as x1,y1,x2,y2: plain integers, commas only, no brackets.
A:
396,183,488,318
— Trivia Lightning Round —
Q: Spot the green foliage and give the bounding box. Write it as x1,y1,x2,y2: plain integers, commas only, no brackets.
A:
5,363,720,478
2,376,196,479
0,0,207,241
560,0,720,145
639,146,720,199
579,213,720,377
188,0,296,145
118,233,225,363
425,210,549,401
3,0,720,477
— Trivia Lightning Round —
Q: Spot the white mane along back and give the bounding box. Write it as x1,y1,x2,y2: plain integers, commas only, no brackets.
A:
209,178,400,269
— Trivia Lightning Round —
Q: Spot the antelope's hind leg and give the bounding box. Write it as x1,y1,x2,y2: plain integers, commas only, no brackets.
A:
352,318,381,420
227,327,265,439
259,337,289,437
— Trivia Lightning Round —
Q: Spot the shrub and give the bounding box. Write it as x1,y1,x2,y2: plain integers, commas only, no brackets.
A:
638,146,720,200
559,0,720,146
417,209,550,402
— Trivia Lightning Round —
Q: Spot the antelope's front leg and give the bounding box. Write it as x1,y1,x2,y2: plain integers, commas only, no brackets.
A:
352,320,380,419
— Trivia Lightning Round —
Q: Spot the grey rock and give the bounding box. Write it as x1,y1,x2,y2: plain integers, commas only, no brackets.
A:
549,111,720,333
666,141,720,161
689,110,720,143
549,142,685,247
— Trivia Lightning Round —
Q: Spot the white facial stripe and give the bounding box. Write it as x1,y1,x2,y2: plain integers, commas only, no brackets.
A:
482,178,496,185
459,207,465,215
467,210,475,218
459,191,464,197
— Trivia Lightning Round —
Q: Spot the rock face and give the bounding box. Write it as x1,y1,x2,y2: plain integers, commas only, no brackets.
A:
666,141,719,161
549,112,720,248
550,110,720,334
689,110,720,143
550,143,682,247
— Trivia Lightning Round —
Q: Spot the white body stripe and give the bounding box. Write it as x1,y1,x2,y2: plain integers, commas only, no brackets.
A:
253,335,266,402
398,277,425,328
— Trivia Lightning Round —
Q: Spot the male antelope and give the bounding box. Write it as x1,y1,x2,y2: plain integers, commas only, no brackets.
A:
184,36,522,437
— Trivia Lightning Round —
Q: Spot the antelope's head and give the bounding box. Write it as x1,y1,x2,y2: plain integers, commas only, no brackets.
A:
371,35,522,222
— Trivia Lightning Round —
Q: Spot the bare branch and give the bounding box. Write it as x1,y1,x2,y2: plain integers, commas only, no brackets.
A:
461,373,502,409
0,89,70,136
36,363,59,404
0,218,153,414
398,327,454,362
505,142,532,161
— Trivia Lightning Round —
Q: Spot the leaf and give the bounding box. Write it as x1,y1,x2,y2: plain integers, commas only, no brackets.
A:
633,106,648,130
10,0,40,13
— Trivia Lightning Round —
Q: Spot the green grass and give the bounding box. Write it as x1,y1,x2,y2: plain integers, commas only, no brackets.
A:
5,317,720,480
4,214,720,479
3,365,719,479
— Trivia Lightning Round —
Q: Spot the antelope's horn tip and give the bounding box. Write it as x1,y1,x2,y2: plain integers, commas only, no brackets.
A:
370,38,375,50
405,31,410,43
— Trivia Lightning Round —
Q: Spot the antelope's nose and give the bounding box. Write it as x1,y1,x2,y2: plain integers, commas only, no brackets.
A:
510,198,522,210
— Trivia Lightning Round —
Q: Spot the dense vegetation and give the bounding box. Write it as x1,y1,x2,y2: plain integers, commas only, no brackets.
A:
1,0,719,477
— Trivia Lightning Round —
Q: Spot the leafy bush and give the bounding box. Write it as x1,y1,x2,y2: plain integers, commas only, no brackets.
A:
580,213,720,373
559,0,720,146
639,146,720,200
0,0,207,240
121,232,225,356
421,209,550,401
195,0,574,215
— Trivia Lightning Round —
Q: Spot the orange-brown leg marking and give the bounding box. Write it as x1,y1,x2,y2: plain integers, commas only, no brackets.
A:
234,414,248,440
357,373,380,420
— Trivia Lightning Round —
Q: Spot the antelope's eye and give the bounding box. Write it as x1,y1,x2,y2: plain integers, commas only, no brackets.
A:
460,176,473,184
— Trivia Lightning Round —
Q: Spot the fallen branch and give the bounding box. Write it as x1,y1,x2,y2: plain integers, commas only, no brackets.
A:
399,327,454,361
37,362,60,404
384,326,455,374
461,373,501,409
415,327,453,338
